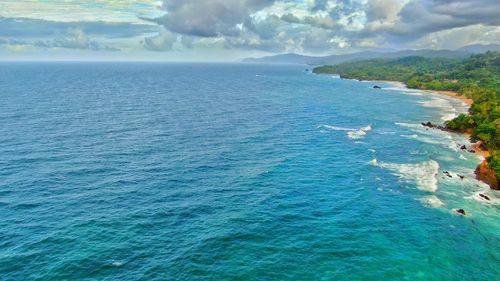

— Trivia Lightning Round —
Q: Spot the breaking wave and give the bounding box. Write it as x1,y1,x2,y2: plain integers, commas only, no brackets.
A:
371,159,440,192
319,124,372,140
420,195,445,208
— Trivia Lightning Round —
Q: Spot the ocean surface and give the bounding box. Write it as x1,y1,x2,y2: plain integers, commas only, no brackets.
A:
0,63,499,280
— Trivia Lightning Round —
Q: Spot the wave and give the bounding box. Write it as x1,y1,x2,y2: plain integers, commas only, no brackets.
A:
420,195,445,208
319,125,356,131
384,86,423,96
371,159,440,192
466,190,500,206
396,122,461,151
347,125,372,140
419,97,460,121
319,124,372,140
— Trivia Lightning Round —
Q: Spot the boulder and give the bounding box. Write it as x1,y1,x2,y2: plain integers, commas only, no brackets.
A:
422,121,437,128
456,209,466,215
373,85,382,89
479,194,491,201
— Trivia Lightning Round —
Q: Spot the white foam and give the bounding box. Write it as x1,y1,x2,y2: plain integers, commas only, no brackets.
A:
319,125,356,131
419,97,460,121
419,97,454,110
400,132,459,151
441,112,458,121
467,191,500,205
347,125,372,140
319,124,372,140
420,195,445,208
371,159,440,192
384,87,424,96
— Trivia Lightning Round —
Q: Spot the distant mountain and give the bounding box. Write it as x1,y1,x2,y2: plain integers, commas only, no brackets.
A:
242,46,500,65
457,44,500,53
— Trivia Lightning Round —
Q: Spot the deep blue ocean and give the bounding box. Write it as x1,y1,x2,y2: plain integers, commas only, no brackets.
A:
0,63,499,280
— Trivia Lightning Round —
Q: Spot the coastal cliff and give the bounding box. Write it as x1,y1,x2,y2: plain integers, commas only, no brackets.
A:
475,161,499,190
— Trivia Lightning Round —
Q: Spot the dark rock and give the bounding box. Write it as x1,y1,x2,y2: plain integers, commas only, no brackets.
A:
456,209,466,215
421,121,454,132
422,121,436,128
458,175,465,180
443,171,452,178
479,194,491,201
373,85,382,89
468,149,476,153
460,145,467,150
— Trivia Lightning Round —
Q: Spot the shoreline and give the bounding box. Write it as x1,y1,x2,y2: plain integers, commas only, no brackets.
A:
329,76,493,176
427,90,473,106
373,79,473,106
378,80,487,157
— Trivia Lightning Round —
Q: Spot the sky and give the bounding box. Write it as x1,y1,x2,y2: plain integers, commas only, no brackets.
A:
1,0,499,61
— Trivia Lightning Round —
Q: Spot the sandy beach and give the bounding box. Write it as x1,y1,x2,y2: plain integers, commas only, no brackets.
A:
429,90,473,106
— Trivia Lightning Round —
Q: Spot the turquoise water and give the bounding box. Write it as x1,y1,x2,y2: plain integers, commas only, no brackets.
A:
0,63,499,280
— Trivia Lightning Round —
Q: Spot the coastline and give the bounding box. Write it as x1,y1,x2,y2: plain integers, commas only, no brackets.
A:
427,90,473,106
380,80,487,157
321,74,497,189
375,79,496,188
377,80,473,106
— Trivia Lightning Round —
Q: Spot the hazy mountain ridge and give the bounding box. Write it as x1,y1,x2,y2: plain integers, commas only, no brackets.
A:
242,44,500,65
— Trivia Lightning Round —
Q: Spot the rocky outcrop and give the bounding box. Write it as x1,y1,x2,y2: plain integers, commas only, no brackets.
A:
475,160,499,190
421,121,453,132
373,85,382,89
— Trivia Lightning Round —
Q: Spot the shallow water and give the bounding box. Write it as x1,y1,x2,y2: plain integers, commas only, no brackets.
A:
0,63,499,280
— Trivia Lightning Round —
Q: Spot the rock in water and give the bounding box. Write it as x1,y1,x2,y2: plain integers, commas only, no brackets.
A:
475,160,499,190
456,209,466,215
479,194,491,201
373,85,382,89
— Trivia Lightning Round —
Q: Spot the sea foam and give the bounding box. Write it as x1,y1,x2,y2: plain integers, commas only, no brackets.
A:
419,97,459,121
319,124,372,140
371,159,440,192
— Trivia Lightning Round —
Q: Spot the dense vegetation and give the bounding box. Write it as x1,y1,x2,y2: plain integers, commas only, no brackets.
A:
314,52,500,182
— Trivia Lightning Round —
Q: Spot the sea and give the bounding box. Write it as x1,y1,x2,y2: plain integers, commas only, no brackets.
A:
0,63,499,280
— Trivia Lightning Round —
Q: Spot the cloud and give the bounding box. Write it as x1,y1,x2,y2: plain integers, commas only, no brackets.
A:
280,13,339,30
2,0,500,58
0,0,163,24
414,25,500,49
143,29,178,51
1,28,119,51
149,0,276,37
0,17,158,39
367,0,500,38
